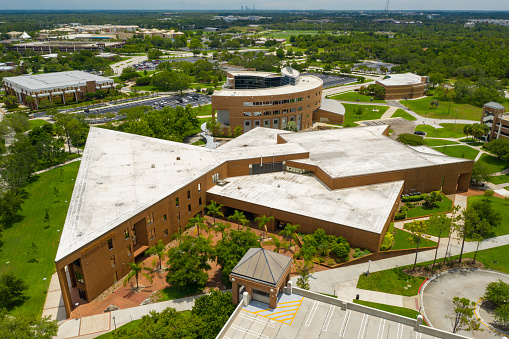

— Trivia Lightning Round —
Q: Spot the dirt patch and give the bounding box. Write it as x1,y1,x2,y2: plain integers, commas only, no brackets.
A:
403,258,485,278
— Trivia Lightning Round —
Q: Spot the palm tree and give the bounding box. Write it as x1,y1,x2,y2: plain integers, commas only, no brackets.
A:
254,215,274,239
206,200,224,227
228,210,247,230
123,262,153,290
187,215,206,236
279,223,300,248
145,239,166,271
213,222,230,239
268,235,288,253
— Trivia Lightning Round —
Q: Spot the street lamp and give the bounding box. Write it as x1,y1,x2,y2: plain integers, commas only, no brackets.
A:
367,260,372,275
75,302,82,321
455,109,458,125
113,316,116,330
43,277,47,293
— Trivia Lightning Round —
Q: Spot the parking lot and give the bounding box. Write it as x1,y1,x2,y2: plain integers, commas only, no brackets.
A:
222,296,439,339
133,57,203,71
302,73,357,88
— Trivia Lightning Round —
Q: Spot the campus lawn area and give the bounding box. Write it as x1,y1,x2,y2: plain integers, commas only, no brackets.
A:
459,138,485,146
357,266,426,296
133,85,159,92
28,119,50,130
342,104,389,125
401,96,481,121
189,117,212,135
0,161,80,317
467,196,509,237
329,91,386,103
391,229,437,251
433,145,479,160
478,153,509,173
489,173,509,185
155,284,203,302
263,30,330,39
414,123,467,138
353,300,420,319
192,104,212,117
424,138,459,147
391,109,416,121
405,194,453,219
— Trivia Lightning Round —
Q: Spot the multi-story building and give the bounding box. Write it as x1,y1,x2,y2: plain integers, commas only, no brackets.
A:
211,67,343,133
376,73,428,100
3,71,114,109
55,125,472,318
481,101,509,140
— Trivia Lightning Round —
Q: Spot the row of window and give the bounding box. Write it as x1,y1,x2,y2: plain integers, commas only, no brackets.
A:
243,107,302,116
243,97,304,106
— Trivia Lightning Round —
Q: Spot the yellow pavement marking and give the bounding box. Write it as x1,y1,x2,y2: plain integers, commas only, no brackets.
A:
244,297,304,326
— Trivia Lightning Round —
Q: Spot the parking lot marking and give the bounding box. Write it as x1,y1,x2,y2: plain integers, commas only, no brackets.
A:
377,319,385,339
357,314,369,339
322,305,335,332
415,332,421,339
305,301,319,327
231,324,269,339
339,310,351,337
243,298,303,326
239,312,276,328
397,323,403,339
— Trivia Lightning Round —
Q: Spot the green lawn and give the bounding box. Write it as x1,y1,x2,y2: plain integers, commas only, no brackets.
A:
155,284,203,302
414,123,467,138
405,195,453,219
192,140,205,146
391,109,417,121
478,153,509,173
433,145,479,160
489,173,509,185
353,300,420,319
392,229,438,250
133,85,159,92
357,266,426,296
402,96,482,121
329,91,386,103
467,196,509,237
96,319,143,338
424,138,459,147
459,138,485,146
28,119,50,130
342,104,389,125
422,219,451,238
192,104,212,116
0,161,80,317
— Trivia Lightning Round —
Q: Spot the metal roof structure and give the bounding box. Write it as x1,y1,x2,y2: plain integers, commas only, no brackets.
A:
484,101,506,110
231,248,292,287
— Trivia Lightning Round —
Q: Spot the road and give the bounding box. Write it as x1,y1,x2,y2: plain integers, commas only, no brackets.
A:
110,55,148,75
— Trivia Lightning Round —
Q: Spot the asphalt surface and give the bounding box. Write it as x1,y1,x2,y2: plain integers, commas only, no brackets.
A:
302,72,357,88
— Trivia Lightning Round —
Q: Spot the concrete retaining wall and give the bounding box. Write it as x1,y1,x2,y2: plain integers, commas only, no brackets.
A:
215,301,243,339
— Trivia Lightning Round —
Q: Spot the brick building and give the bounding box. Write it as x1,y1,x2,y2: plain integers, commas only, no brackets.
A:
55,125,472,318
481,101,509,140
376,73,428,100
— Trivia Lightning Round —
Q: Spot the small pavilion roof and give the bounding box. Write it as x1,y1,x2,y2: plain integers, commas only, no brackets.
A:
231,248,292,287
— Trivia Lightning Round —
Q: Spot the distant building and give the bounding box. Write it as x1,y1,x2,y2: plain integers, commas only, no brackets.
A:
7,40,124,53
464,22,475,28
375,73,428,100
481,102,509,140
3,71,114,109
204,27,219,32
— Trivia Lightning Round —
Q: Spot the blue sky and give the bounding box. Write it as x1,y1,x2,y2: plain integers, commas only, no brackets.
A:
2,0,509,11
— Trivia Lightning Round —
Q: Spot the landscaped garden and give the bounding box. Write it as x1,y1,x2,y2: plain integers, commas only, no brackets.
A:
353,300,421,319
424,138,459,147
390,109,416,121
391,230,438,250
329,91,386,103
477,153,509,173
414,123,467,138
401,96,482,121
467,196,509,237
357,266,426,296
433,145,479,160
397,192,453,219
193,104,212,117
488,173,509,185
342,103,389,126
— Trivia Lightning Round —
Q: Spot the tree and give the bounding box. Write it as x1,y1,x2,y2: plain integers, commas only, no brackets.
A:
428,214,452,270
422,190,443,208
205,200,224,226
3,95,19,109
483,280,509,308
0,309,58,339
295,260,314,290
228,210,247,230
187,214,206,236
447,297,481,334
485,139,509,161
267,235,287,253
405,220,430,271
443,205,461,265
123,262,153,290
145,240,166,271
0,270,28,309
254,215,274,239
2,135,38,193
27,241,40,262
212,222,230,239
148,48,163,60
276,48,285,59
279,223,300,248
191,290,236,338
0,190,24,221
471,161,494,184
284,121,298,132
372,84,386,99
43,208,50,228
166,235,213,290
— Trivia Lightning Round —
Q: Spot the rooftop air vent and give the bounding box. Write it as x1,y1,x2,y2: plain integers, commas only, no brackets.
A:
151,164,155,168
216,180,229,187
176,157,181,160
115,202,124,207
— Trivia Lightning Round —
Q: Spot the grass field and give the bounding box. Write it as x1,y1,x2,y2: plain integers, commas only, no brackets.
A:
192,104,212,116
467,196,509,237
391,109,416,121
433,145,479,160
402,96,482,121
353,300,420,319
414,123,467,138
424,138,459,147
28,119,50,130
329,91,386,103
478,153,509,173
155,284,203,302
405,195,453,219
489,173,509,185
357,266,426,296
0,161,80,317
262,30,331,39
459,138,485,146
391,229,437,250
342,104,389,125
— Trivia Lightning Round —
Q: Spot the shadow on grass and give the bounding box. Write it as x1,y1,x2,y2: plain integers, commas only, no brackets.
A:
1,214,25,230
156,283,203,302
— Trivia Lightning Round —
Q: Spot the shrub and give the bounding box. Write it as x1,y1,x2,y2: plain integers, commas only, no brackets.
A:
353,248,371,259
405,202,415,208
332,242,350,261
0,270,27,309
380,233,394,251
397,133,425,146
135,76,151,86
401,194,425,202
395,212,406,220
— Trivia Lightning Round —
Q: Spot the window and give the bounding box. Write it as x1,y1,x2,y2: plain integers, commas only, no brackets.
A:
254,120,261,126
198,183,201,192
176,197,179,207
146,213,154,225
127,244,132,256
150,228,156,240
243,112,252,116
282,109,288,114
163,214,167,221
113,271,118,283
307,95,310,99
188,204,192,213
107,239,113,250
124,228,129,240
273,110,280,115
73,259,81,267
199,197,202,206
290,108,296,113
264,119,270,127
263,111,271,116
110,255,116,267
254,112,262,116
307,105,310,109
75,272,84,284
187,190,191,199
164,229,168,237
212,173,220,183
78,288,87,300
298,106,303,111
245,121,250,126
177,211,181,221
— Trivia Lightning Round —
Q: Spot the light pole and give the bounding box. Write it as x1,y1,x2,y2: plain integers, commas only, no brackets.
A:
455,109,458,125
43,277,48,293
367,260,372,275
75,302,82,321
113,315,116,330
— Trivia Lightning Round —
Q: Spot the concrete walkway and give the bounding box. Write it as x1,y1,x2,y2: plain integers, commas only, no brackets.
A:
380,106,398,119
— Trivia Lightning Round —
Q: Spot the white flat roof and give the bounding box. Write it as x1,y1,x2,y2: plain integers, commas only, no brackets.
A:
208,172,403,234
213,75,322,97
4,71,113,92
377,73,425,86
319,98,345,115
227,70,279,78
